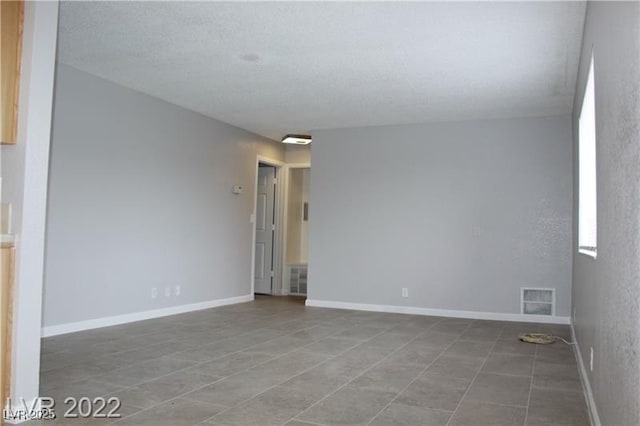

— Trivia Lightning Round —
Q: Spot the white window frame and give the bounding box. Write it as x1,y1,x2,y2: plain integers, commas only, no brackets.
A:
578,53,597,259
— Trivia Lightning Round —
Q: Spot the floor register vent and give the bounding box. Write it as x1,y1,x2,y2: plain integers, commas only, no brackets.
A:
288,265,307,295
521,288,555,316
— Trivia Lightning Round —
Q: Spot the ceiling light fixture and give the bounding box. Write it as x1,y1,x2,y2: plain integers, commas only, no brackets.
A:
281,134,312,145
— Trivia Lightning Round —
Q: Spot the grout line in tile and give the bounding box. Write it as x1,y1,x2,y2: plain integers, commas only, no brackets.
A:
365,322,475,425
283,420,327,426
523,342,539,426
203,325,402,425
287,319,454,425
443,334,499,426
109,313,376,423
47,316,349,392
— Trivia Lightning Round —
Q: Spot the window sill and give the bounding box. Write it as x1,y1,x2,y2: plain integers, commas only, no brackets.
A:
579,248,597,259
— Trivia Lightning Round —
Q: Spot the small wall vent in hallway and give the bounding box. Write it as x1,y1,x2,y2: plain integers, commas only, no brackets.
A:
288,265,307,295
521,288,555,316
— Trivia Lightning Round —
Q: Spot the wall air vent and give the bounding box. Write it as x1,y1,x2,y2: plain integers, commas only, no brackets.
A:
288,265,307,295
521,288,555,316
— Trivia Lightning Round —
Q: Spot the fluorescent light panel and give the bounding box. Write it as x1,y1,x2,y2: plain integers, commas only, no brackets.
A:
282,134,311,145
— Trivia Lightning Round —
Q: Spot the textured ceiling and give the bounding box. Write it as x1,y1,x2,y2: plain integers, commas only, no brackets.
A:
58,1,586,141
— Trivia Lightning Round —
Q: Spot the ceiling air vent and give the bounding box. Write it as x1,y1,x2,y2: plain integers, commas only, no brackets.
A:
521,288,555,316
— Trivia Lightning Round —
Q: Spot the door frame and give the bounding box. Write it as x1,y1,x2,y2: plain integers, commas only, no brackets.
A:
281,162,311,296
251,156,285,295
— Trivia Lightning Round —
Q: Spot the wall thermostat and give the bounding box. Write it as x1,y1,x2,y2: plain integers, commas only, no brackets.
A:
232,185,244,194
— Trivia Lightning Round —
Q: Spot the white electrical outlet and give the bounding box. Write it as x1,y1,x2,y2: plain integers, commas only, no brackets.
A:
165,287,171,297
590,347,594,372
402,288,408,298
175,285,181,296
151,288,157,299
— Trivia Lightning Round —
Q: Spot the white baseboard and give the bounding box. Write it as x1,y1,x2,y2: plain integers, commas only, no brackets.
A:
305,299,571,324
571,324,602,426
41,294,254,337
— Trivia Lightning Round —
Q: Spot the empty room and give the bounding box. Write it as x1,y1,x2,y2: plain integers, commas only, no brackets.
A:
0,1,638,425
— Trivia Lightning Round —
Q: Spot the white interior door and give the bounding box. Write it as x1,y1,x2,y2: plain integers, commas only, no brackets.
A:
254,165,276,294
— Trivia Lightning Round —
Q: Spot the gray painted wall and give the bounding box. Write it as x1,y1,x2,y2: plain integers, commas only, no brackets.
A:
285,144,311,164
43,64,284,327
308,116,573,318
571,2,640,425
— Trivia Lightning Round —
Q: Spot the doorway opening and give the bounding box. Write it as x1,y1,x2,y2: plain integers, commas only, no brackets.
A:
254,162,278,295
284,166,310,296
251,158,310,299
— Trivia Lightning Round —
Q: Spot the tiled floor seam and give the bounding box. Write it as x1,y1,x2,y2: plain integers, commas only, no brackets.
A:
363,321,506,424
44,327,278,382
66,316,354,392
523,344,539,426
112,316,386,424
364,325,472,425
103,317,358,422
443,335,500,426
290,318,459,426
202,322,407,425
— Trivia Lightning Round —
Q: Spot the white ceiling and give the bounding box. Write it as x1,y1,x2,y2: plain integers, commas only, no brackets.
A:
58,1,586,141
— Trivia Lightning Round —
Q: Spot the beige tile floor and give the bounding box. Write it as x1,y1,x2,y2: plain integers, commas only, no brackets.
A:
31,296,589,425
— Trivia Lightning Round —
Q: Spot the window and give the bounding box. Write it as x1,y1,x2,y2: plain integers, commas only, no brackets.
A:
578,54,597,258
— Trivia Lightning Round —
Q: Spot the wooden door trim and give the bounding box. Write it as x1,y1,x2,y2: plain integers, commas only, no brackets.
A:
1,0,24,144
1,246,15,411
